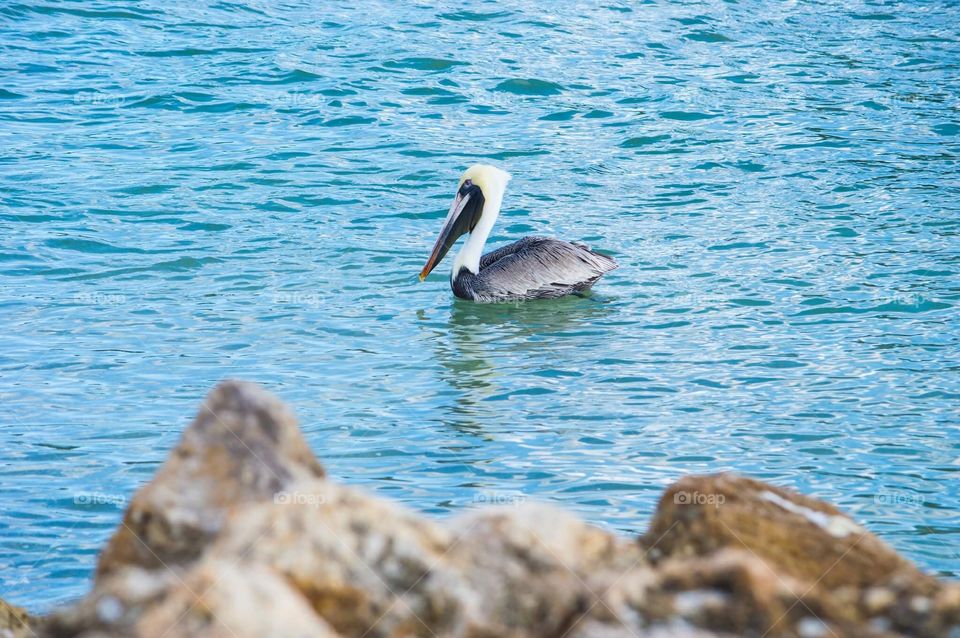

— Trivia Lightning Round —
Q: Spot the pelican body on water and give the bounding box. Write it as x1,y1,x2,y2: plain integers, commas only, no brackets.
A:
419,165,618,302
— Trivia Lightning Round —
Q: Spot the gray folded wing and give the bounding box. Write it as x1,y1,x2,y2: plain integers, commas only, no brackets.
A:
474,236,617,301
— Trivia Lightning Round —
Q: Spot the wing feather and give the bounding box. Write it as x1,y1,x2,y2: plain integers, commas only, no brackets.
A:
474,237,617,301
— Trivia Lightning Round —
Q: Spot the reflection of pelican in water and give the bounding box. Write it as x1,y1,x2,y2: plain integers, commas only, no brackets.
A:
419,164,618,302
447,294,617,337
423,296,618,433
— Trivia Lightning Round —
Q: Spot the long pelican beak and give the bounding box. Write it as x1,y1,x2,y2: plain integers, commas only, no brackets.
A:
419,183,485,281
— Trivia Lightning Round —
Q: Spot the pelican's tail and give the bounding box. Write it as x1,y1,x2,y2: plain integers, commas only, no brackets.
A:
573,242,618,273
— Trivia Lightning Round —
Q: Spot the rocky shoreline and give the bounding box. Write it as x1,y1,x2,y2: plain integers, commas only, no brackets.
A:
5,381,958,637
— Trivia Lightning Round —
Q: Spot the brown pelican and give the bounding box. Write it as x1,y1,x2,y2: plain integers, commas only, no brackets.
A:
419,164,618,302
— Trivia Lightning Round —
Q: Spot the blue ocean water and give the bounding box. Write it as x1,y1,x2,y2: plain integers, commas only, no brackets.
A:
1,0,959,613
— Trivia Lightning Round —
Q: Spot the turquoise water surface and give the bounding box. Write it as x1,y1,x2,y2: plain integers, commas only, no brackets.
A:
2,0,959,612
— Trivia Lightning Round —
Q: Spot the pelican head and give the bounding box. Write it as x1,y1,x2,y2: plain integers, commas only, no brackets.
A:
419,164,511,281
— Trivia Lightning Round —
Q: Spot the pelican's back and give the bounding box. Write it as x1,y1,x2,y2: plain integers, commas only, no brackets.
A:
453,236,617,302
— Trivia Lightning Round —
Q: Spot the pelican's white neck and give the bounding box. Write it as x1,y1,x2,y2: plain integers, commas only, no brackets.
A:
451,166,510,277
452,191,501,277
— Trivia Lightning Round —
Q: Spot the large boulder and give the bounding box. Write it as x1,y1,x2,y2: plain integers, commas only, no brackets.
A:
637,474,960,637
446,503,644,636
643,473,924,589
208,479,461,637
95,380,325,577
189,481,641,637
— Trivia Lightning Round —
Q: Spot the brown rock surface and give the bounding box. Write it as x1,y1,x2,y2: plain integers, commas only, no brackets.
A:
639,473,959,637
203,483,643,637
43,566,180,637
209,479,459,637
446,503,643,636
135,560,340,638
643,473,925,590
0,598,34,638
95,380,325,578
33,381,959,638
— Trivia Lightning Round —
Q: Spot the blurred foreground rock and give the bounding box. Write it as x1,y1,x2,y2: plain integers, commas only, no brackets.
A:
95,380,325,577
0,598,34,638
38,381,959,638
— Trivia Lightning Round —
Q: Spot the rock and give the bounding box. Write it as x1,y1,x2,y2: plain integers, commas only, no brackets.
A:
43,566,179,637
0,598,34,638
643,473,926,590
638,549,856,636
446,502,643,636
205,482,640,637
135,560,340,638
95,380,325,578
640,473,959,637
43,561,339,638
208,478,459,637
37,382,960,638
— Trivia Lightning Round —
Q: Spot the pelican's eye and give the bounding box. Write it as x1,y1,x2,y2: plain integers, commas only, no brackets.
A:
459,179,474,195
